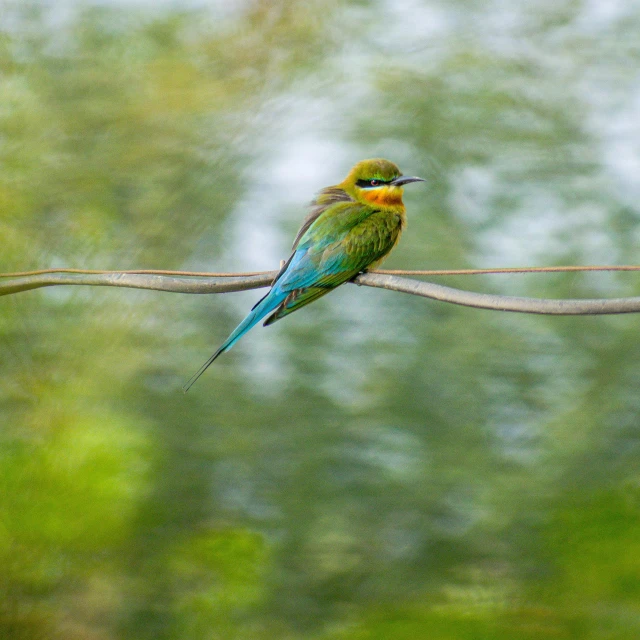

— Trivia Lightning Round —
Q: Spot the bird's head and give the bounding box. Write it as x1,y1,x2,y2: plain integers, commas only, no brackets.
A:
340,158,425,207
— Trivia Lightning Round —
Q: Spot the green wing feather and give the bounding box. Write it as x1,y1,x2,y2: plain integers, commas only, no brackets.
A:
264,201,404,325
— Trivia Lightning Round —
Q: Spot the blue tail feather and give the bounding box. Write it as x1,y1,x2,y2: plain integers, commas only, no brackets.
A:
183,287,287,392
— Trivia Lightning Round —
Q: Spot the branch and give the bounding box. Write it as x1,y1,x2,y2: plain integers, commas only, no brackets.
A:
354,273,640,315
2,268,640,315
0,271,277,296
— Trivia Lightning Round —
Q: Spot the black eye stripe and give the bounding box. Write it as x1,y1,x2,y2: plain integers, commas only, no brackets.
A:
356,178,392,188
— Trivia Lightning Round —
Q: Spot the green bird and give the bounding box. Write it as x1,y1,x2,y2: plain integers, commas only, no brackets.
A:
184,158,425,390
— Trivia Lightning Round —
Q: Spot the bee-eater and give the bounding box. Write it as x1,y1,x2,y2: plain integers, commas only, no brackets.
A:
184,158,425,391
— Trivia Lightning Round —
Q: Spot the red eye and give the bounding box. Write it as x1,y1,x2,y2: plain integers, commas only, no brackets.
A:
370,179,380,187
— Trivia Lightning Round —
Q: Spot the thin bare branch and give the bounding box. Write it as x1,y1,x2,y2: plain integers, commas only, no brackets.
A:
354,273,640,315
0,271,276,297
2,268,640,315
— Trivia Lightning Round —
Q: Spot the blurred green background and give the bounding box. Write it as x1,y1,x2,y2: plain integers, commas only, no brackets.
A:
2,1,640,638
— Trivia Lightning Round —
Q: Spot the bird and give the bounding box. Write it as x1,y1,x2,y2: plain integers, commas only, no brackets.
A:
183,158,425,391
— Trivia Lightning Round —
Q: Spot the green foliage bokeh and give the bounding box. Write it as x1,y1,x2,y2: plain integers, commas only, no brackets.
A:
2,2,640,639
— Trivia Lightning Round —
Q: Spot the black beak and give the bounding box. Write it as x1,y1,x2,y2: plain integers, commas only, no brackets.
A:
391,176,426,187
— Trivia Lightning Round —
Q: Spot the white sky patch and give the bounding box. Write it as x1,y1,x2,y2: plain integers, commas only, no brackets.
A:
448,166,498,226
473,189,568,265
372,0,452,54
579,0,630,28
597,88,640,211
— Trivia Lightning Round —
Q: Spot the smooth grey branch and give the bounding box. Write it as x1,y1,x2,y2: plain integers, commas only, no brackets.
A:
354,273,640,315
0,271,277,297
2,270,640,315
